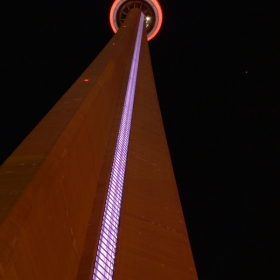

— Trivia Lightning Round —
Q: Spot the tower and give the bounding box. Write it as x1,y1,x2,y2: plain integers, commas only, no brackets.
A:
0,1,198,279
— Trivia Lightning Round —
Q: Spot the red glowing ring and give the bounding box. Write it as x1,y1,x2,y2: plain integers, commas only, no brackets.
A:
109,0,163,41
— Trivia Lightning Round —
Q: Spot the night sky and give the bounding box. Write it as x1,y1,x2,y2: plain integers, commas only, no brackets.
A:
2,1,279,279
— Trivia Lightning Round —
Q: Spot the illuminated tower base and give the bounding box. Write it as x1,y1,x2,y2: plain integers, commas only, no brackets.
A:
0,5,198,280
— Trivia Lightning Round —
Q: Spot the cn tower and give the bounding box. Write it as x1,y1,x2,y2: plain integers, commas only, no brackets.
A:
0,1,198,279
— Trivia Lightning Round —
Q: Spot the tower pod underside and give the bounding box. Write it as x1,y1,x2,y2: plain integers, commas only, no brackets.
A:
110,0,163,41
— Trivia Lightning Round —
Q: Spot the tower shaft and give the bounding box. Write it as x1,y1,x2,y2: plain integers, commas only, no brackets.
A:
0,8,198,280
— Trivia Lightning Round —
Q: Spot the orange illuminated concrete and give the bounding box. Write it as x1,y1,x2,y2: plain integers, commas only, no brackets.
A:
0,11,141,280
0,8,198,280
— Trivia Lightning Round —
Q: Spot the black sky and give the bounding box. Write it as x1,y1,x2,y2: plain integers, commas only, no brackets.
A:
2,1,279,279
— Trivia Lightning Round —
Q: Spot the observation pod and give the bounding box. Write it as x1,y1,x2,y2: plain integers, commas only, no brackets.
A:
110,0,163,40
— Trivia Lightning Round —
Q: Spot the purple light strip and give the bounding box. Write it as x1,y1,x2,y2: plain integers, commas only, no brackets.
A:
92,13,145,280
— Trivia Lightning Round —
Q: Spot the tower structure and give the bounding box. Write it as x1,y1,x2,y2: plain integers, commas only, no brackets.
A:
0,1,198,280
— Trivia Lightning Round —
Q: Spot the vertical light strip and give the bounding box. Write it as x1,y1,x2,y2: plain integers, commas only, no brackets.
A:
92,13,145,280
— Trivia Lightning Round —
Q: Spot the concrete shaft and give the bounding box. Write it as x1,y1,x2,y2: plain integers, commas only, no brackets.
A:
0,9,198,280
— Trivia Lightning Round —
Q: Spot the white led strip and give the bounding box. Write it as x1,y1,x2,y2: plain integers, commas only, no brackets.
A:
92,13,145,280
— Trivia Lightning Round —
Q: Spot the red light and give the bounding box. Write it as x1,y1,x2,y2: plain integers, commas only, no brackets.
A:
112,42,115,45
123,25,126,27
84,79,89,82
